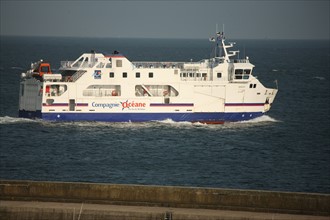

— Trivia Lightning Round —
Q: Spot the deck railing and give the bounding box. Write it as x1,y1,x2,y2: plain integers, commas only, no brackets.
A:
132,61,185,69
232,59,250,63
60,61,97,69
71,70,86,82
60,61,74,68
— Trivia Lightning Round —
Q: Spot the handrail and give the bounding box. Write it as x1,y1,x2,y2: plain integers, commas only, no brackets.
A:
60,61,97,69
60,61,74,68
232,59,250,63
72,70,86,82
132,61,184,69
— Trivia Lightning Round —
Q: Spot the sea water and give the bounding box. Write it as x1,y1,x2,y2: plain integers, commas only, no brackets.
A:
0,36,329,193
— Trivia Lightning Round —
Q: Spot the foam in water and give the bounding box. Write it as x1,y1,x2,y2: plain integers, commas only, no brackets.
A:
157,118,192,125
235,115,279,124
0,115,279,127
154,116,280,130
0,116,36,124
10,66,23,70
313,76,326,80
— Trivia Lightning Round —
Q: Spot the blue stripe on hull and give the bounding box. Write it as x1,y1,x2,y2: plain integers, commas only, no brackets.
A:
38,112,264,123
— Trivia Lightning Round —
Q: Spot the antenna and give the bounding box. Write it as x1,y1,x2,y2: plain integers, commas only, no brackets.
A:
222,24,225,33
215,24,218,58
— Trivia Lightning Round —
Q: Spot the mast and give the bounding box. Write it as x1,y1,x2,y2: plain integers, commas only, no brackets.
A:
209,27,237,62
215,24,218,58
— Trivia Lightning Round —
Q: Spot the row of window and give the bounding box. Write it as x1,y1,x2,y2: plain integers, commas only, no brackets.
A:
180,70,252,80
180,72,207,78
109,71,223,79
107,70,251,80
109,72,154,78
82,85,179,97
36,83,258,98
180,72,223,78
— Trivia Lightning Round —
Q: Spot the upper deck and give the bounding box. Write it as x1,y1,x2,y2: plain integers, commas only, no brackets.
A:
56,32,256,84
60,55,251,71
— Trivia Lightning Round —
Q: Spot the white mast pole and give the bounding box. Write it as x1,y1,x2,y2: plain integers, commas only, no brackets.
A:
215,24,218,58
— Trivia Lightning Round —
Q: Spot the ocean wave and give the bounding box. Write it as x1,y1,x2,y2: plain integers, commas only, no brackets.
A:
235,115,280,124
0,116,37,124
157,118,193,126
0,115,279,127
10,66,24,70
157,116,280,126
313,76,326,80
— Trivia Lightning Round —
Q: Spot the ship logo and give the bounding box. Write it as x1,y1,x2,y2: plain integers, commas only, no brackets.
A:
120,100,130,110
93,70,102,79
120,100,146,111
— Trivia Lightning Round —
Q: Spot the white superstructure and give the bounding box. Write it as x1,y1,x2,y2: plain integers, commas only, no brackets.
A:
19,32,278,123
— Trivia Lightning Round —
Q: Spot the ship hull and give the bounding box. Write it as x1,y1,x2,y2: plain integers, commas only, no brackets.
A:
19,110,264,123
18,36,278,124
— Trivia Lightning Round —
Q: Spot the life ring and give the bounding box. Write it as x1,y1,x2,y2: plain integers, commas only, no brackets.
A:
163,90,169,96
112,90,118,96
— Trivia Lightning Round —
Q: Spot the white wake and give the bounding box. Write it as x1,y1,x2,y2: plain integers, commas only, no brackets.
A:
0,116,37,124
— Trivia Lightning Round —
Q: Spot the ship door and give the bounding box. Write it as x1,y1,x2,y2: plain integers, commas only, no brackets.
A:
69,99,75,111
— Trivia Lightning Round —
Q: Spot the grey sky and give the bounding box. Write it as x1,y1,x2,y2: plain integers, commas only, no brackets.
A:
1,0,329,39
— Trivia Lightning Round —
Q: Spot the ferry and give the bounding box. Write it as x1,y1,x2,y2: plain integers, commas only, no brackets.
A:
18,32,278,123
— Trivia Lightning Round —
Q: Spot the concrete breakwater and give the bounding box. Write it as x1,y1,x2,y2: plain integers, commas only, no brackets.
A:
0,180,329,219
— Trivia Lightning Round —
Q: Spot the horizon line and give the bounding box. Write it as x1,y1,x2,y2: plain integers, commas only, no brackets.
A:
1,34,329,41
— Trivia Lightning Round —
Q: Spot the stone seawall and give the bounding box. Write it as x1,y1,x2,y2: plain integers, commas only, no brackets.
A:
0,180,329,217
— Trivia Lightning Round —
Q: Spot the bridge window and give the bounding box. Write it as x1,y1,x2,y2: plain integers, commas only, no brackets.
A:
136,72,140,78
235,69,243,79
123,72,127,78
235,69,251,80
149,72,153,78
244,69,251,75
109,72,114,78
217,72,222,78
